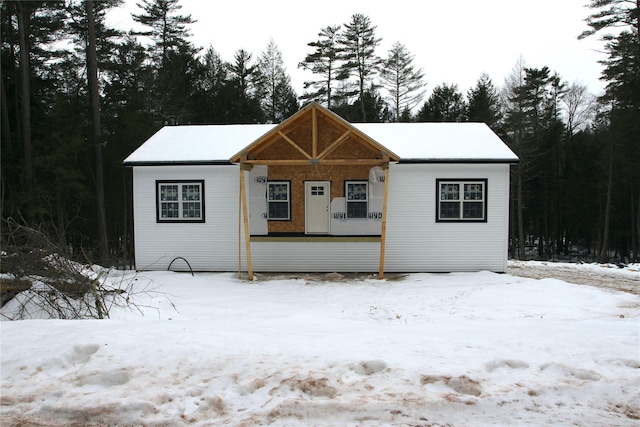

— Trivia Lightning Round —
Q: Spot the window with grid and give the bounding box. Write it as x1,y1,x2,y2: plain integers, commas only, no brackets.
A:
346,181,368,219
437,180,486,222
267,181,290,220
157,181,204,222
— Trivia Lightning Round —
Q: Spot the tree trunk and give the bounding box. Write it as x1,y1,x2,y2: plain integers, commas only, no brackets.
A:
17,3,33,219
86,0,109,262
636,193,640,261
509,168,516,258
517,164,525,259
631,183,638,261
598,138,613,262
1,65,11,153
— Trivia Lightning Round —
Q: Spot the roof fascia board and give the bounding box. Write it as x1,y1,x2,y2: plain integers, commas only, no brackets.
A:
397,158,520,164
123,160,233,167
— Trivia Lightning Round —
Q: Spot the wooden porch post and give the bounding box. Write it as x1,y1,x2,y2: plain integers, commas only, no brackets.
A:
379,162,390,279
239,166,253,280
238,170,242,279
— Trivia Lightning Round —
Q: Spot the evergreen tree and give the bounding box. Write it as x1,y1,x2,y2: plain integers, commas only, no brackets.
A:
502,63,568,259
86,0,108,260
132,0,194,67
157,43,202,123
67,0,124,260
132,0,198,124
579,0,640,41
102,36,150,117
500,58,528,259
380,42,424,122
580,0,640,260
298,25,347,109
467,73,500,128
338,13,382,121
256,39,298,123
192,46,229,123
417,83,467,122
101,35,156,263
332,84,390,123
1,1,68,226
599,31,640,261
224,49,264,123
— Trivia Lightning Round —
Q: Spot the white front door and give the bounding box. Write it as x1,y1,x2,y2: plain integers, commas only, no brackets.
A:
305,181,330,234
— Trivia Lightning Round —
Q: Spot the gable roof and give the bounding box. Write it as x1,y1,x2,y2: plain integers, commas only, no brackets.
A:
229,102,400,165
123,105,518,166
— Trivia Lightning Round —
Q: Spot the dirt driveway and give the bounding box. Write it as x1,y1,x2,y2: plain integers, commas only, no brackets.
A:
508,261,640,295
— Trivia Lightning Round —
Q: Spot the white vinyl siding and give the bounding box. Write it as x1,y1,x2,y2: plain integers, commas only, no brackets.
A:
384,163,510,273
132,163,510,273
133,165,241,271
251,241,380,272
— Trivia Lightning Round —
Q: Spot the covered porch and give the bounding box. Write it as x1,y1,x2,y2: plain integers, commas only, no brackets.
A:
230,102,400,279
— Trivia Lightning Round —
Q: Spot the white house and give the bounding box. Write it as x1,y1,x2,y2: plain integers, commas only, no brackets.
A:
124,102,518,277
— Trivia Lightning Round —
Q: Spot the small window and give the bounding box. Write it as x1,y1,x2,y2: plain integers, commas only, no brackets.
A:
157,180,204,223
346,181,368,219
437,179,486,222
268,181,290,220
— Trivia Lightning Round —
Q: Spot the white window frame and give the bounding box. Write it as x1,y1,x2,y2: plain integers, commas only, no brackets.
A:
267,181,290,221
156,180,204,223
437,179,487,222
346,181,368,219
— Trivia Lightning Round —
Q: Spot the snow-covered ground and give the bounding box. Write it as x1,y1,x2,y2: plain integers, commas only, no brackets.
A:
1,262,639,426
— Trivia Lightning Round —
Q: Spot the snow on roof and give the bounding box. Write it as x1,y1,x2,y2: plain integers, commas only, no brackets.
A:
123,122,518,165
123,124,276,165
354,123,518,162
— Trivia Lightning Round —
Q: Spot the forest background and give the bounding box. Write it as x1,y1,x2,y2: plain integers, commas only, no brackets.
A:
1,0,638,267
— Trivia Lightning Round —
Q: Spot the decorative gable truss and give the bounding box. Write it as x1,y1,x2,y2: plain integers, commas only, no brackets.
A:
230,102,400,167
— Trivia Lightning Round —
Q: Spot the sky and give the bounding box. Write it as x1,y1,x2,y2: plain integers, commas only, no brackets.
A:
106,0,607,99
1,261,639,425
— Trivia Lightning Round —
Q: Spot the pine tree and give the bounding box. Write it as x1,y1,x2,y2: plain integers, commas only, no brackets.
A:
68,0,126,260
101,35,156,264
332,84,390,123
1,1,68,225
579,0,640,41
192,46,229,123
86,0,108,260
580,0,640,260
132,0,194,67
599,32,640,261
417,83,467,122
131,0,198,124
338,13,382,121
224,49,264,123
502,63,569,259
298,25,347,109
256,39,298,123
380,42,424,122
467,73,500,128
